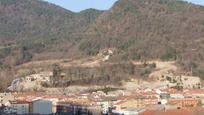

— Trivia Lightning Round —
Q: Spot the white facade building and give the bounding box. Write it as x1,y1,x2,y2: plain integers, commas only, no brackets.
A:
4,101,29,115
170,94,184,99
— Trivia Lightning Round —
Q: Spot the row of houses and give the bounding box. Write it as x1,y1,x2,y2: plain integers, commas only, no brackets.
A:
1,98,96,115
1,99,52,114
106,88,204,114
140,107,204,115
1,88,204,114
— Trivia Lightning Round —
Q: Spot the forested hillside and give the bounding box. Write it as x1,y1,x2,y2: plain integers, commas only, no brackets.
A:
84,0,204,76
1,0,204,90
0,0,102,66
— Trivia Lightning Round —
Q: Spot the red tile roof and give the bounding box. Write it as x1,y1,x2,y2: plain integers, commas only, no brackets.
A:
140,108,193,115
184,89,204,94
114,100,127,105
10,100,31,104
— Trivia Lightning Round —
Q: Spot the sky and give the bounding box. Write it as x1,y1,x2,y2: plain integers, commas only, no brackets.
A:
43,0,204,12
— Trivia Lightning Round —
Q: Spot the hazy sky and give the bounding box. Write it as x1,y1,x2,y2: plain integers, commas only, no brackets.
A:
43,0,204,12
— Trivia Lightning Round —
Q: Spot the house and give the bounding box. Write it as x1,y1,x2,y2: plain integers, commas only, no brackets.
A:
160,93,170,99
140,91,159,99
143,98,159,106
10,100,30,114
170,93,184,99
168,99,198,107
140,107,204,115
56,102,92,115
184,89,204,98
140,109,190,115
56,103,73,114
32,99,52,114
25,72,51,82
113,99,145,110
111,108,145,115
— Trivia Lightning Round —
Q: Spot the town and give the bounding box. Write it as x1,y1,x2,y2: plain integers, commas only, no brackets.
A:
1,87,204,114
1,0,204,115
2,58,204,115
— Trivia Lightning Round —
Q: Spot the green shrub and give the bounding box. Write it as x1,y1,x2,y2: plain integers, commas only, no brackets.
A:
0,64,10,70
92,87,123,94
202,21,204,26
116,39,135,51
0,47,11,58
161,47,177,60
79,40,100,56
141,68,151,77
197,69,204,80
15,46,33,65
149,63,156,68
132,52,141,60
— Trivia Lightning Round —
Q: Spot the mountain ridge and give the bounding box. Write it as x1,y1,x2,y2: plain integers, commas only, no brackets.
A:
1,0,204,90
84,0,204,60
0,0,103,42
0,0,103,65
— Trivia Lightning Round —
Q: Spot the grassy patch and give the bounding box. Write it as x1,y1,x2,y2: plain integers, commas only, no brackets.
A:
160,47,177,60
196,69,204,80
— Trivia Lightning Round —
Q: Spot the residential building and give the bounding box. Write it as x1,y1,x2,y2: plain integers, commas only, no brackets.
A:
111,108,145,115
168,99,198,107
4,100,29,114
56,102,92,115
140,107,204,115
32,99,52,114
113,99,145,110
170,93,184,99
